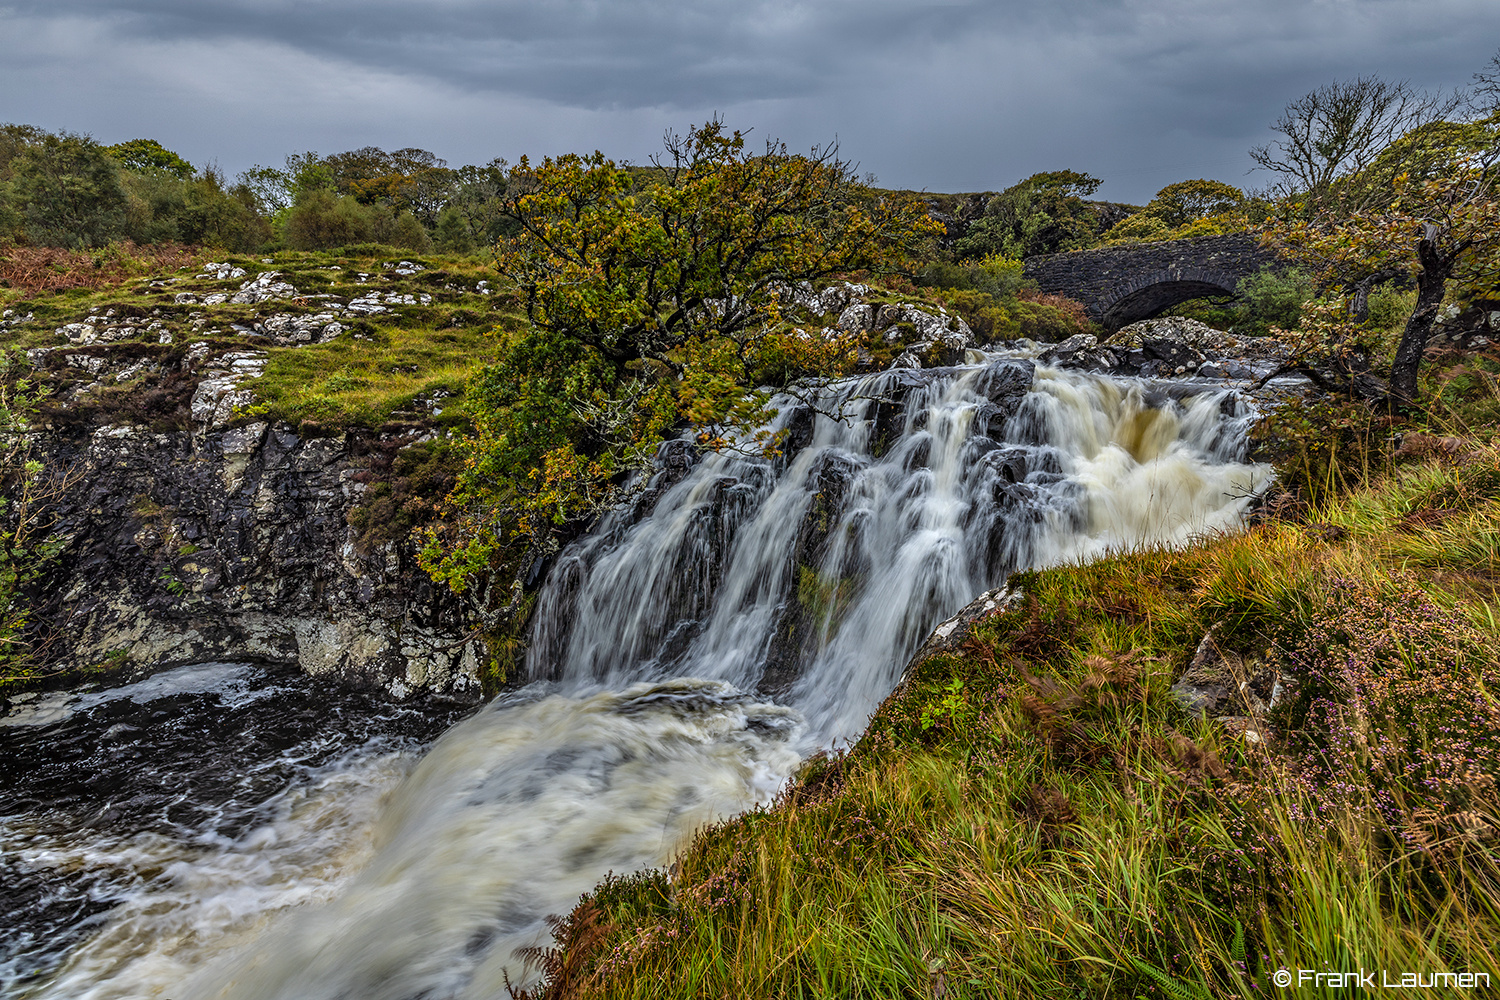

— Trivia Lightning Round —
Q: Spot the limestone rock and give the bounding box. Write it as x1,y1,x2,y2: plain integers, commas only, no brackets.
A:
198,262,247,280
231,272,297,305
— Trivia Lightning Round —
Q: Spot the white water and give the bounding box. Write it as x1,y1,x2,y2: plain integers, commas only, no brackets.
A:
12,360,1272,998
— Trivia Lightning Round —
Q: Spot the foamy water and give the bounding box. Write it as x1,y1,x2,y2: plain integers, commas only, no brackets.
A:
6,359,1271,997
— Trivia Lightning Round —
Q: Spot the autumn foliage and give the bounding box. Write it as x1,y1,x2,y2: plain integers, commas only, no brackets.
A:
421,122,940,591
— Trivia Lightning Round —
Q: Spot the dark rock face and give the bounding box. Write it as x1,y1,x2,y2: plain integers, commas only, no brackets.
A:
27,423,481,699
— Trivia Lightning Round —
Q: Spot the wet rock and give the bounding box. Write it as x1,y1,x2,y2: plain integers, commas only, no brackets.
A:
1038,333,1099,367
899,587,1022,681
973,359,1036,407
917,331,971,367
32,424,481,698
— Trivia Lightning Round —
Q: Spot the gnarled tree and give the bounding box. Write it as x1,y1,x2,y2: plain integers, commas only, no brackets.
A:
422,121,939,598
1268,115,1500,405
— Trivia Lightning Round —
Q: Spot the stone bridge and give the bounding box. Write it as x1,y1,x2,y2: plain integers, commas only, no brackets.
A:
1023,233,1279,331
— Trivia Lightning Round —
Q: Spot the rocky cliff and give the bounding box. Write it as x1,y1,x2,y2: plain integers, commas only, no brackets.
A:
30,419,481,698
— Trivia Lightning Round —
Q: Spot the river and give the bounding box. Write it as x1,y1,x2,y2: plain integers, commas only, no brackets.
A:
1,358,1272,998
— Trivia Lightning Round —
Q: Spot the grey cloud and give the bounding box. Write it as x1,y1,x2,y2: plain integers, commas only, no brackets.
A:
0,0,1496,202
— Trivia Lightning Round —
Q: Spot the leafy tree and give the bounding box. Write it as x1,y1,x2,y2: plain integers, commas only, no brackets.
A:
107,138,195,179
443,159,516,247
434,205,476,252
953,170,1106,260
1145,179,1245,228
11,132,128,247
1267,115,1500,404
1102,179,1248,244
238,152,332,217
423,121,938,593
322,146,455,227
0,123,45,181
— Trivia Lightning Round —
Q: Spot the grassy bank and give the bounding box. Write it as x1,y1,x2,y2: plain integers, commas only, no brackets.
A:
516,449,1500,999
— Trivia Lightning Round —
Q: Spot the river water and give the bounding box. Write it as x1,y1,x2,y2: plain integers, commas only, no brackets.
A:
1,359,1273,998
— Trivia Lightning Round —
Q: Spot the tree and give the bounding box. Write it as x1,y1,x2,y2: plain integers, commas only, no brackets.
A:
952,170,1107,260
107,138,195,179
1267,116,1500,405
1250,76,1463,214
1473,47,1500,116
1102,178,1248,243
422,121,938,593
237,152,331,217
10,132,128,248
1146,179,1245,228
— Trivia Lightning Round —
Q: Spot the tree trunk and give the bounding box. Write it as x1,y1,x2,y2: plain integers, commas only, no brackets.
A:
1352,276,1375,324
1388,230,1453,407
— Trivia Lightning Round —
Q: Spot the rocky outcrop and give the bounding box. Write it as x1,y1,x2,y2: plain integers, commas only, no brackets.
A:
1169,629,1287,744
28,422,481,700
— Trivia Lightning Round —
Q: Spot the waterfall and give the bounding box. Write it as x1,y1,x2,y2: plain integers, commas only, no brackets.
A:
528,360,1268,741
9,359,1272,999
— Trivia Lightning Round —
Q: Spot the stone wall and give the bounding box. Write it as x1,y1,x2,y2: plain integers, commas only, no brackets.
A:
1024,233,1280,329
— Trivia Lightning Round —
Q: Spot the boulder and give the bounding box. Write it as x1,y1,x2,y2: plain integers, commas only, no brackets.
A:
1169,630,1287,720
231,272,298,305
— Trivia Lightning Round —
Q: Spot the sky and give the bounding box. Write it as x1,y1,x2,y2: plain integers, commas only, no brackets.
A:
1,0,1497,205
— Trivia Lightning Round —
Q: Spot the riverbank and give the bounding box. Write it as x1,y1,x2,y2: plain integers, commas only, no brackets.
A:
514,448,1500,999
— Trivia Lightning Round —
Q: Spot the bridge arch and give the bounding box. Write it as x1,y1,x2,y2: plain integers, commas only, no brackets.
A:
1022,233,1280,332
1097,267,1243,329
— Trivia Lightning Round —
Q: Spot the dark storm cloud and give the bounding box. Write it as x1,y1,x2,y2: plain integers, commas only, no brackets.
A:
1,0,1497,201
5,0,1018,108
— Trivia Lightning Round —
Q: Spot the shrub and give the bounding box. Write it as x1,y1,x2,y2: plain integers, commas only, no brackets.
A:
1249,397,1389,504
11,132,128,248
1101,212,1170,243
1272,576,1500,828
284,189,376,249
1012,290,1095,342
1232,266,1315,336
916,254,1026,299
434,205,476,253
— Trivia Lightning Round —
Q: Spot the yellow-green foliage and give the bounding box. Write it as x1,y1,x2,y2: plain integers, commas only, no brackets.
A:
519,453,1500,999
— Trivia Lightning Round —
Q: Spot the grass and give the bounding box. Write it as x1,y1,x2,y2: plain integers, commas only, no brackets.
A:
1,243,524,433
516,448,1500,1000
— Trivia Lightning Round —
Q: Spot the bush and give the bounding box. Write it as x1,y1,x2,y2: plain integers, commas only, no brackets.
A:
284,190,430,251
11,132,128,248
1273,576,1500,827
284,189,376,249
916,254,1025,299
1101,212,1170,243
1233,266,1315,336
1249,397,1389,504
434,205,476,253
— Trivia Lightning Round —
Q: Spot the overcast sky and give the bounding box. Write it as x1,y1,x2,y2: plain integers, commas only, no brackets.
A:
2,0,1497,204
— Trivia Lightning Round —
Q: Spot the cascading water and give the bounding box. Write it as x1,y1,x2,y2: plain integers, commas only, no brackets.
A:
2,357,1273,998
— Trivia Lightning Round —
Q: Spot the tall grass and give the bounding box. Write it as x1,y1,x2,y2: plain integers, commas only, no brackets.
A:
516,452,1500,1000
